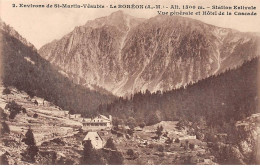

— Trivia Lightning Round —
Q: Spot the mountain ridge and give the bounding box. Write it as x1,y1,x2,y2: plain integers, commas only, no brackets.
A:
38,11,259,97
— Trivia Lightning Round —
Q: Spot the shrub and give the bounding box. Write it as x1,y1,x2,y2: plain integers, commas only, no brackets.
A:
81,140,105,165
155,125,163,138
33,100,38,106
1,122,10,134
175,138,180,143
33,113,38,118
50,138,65,146
127,149,134,156
146,112,160,126
184,140,189,150
107,151,124,165
205,132,217,143
21,128,38,163
116,132,123,137
104,137,116,150
165,137,173,144
127,129,134,136
163,131,168,137
195,131,205,140
176,119,189,130
78,128,83,133
157,152,165,157
216,145,243,164
21,145,39,163
22,128,36,146
69,110,75,115
2,88,11,95
148,143,154,148
157,145,164,152
0,152,9,165
127,117,137,129
111,129,117,134
0,108,7,120
183,155,194,165
189,143,195,150
37,151,57,164
0,107,4,113
139,122,146,128
22,108,27,114
5,101,23,119
112,117,123,129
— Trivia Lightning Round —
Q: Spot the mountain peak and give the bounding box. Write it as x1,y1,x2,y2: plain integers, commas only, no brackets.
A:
83,10,144,32
110,10,126,16
109,10,136,19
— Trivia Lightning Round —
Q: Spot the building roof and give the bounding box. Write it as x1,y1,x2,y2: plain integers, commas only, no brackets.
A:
83,131,103,141
82,114,111,123
98,114,110,120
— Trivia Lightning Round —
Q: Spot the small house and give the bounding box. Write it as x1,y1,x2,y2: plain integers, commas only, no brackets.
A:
64,111,69,117
69,114,81,119
82,131,103,149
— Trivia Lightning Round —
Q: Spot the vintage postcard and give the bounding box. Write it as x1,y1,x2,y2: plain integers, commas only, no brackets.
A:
0,0,259,165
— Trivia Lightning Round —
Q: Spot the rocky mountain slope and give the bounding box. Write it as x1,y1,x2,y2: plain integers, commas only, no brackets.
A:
39,11,260,96
0,20,115,115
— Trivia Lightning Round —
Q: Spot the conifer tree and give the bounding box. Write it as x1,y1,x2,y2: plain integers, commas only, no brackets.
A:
21,128,38,163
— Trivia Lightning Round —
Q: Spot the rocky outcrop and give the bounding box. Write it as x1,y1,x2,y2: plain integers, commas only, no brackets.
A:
235,113,260,164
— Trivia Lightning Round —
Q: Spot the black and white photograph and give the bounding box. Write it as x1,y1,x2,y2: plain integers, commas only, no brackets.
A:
0,0,259,165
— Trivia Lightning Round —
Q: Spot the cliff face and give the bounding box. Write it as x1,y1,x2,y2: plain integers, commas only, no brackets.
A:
39,11,260,96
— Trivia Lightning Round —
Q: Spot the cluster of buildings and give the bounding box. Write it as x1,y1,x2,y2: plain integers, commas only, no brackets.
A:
65,113,113,149
28,97,113,132
65,113,113,131
80,115,112,149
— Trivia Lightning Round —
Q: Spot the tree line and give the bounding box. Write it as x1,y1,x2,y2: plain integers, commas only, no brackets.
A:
97,57,259,132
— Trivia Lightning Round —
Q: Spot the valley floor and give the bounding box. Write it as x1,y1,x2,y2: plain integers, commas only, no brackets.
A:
1,87,259,165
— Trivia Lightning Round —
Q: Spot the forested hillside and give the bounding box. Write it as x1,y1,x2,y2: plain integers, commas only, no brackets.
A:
98,57,259,128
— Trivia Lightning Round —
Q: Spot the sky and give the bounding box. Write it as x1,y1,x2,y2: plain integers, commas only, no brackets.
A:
1,0,260,49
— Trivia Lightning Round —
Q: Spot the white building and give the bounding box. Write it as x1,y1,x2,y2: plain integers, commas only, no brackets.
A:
82,114,112,131
69,114,81,119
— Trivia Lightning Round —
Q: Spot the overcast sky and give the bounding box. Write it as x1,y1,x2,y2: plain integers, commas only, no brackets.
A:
1,0,260,49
